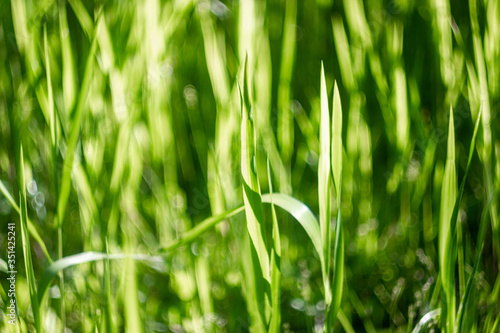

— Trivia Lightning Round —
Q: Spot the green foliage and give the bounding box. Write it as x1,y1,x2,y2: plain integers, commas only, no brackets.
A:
0,0,499,332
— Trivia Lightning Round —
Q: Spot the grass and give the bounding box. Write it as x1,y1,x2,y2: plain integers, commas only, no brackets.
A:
0,0,499,332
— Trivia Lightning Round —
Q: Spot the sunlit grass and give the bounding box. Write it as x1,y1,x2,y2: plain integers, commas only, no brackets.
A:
0,0,499,332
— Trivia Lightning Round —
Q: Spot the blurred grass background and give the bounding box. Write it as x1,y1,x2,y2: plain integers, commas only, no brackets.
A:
0,0,499,332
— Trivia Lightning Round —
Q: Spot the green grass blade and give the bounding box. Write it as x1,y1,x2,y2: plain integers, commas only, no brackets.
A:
267,159,281,333
331,81,343,199
18,146,41,332
439,108,482,332
103,241,116,333
43,25,55,149
277,0,297,167
59,3,77,112
159,206,245,253
329,174,344,330
240,58,270,281
327,80,344,331
319,62,332,306
331,16,355,92
439,107,457,332
240,57,270,330
159,192,323,288
456,198,491,333
68,0,94,38
412,309,441,333
261,194,322,260
56,22,99,229
37,252,164,305
123,241,143,333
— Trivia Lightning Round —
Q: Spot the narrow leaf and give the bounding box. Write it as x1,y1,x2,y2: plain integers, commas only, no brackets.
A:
319,62,332,305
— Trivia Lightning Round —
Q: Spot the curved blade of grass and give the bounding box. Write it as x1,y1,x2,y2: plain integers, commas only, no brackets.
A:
319,62,332,306
261,194,323,264
160,193,322,262
159,206,245,253
37,252,164,305
0,180,52,262
412,309,441,333
18,146,41,332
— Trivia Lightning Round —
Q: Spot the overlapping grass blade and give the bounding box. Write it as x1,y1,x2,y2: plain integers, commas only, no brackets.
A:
240,60,270,282
239,57,270,330
439,108,482,332
457,195,492,332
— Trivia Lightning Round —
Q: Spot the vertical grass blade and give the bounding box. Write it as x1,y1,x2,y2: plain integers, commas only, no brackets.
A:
329,179,344,331
439,107,457,332
240,61,270,282
457,194,492,332
331,16,355,92
18,146,41,332
59,3,76,113
328,81,344,330
240,58,270,331
277,0,297,168
103,241,116,333
44,22,65,331
267,159,281,333
331,82,343,198
56,23,99,229
319,62,332,307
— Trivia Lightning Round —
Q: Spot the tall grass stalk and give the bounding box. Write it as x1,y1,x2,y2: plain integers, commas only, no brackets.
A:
439,107,457,333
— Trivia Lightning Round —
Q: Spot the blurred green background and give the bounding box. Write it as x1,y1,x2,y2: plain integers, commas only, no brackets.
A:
0,0,499,332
